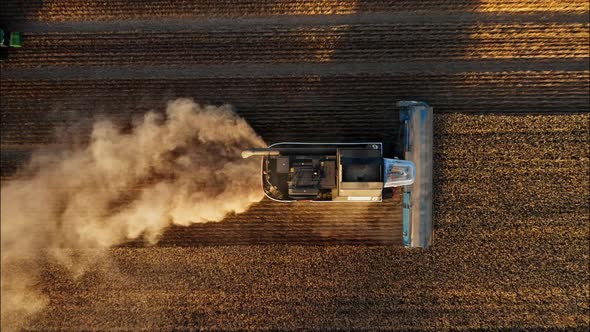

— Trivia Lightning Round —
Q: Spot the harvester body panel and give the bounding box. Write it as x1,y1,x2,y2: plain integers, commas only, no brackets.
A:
260,142,388,202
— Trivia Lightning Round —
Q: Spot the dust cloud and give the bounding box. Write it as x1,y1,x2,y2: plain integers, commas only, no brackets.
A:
0,99,266,331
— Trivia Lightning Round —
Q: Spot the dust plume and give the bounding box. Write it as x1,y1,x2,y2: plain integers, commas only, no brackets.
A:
0,99,265,331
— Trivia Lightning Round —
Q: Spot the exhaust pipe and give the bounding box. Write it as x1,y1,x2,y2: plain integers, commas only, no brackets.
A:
241,148,281,159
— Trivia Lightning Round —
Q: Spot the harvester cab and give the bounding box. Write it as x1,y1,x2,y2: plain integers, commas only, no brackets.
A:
0,29,23,48
242,101,433,248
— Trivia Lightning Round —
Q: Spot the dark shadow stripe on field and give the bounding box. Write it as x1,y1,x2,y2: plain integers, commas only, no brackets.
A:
2,59,588,80
5,12,588,33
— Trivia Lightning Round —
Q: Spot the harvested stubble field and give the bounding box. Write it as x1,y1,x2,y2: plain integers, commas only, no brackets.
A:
1,0,589,331
1,23,588,67
1,0,588,21
6,114,589,331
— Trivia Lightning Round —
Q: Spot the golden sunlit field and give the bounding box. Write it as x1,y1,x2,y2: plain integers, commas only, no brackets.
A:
1,0,588,331
5,113,586,331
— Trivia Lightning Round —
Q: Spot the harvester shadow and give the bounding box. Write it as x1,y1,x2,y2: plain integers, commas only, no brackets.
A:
129,196,404,247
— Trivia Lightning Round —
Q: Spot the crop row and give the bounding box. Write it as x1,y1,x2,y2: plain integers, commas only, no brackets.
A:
1,71,588,144
2,23,587,67
1,72,587,109
3,0,588,22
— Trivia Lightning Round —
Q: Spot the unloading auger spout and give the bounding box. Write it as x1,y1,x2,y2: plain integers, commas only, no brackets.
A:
241,148,281,159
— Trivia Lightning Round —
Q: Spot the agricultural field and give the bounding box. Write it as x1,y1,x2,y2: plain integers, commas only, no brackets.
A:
1,0,589,331
1,23,589,67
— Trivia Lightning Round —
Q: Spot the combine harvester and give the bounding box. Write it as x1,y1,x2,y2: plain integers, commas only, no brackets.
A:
242,101,433,248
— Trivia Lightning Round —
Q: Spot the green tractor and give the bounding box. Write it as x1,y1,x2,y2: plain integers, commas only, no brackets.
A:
0,29,23,48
